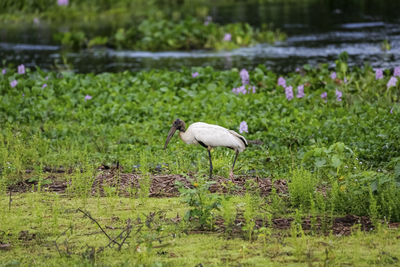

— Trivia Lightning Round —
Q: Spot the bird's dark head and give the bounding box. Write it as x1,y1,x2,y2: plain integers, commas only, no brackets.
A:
164,118,186,150
172,118,186,132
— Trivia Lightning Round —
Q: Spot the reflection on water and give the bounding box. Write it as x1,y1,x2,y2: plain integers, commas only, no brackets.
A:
1,0,400,73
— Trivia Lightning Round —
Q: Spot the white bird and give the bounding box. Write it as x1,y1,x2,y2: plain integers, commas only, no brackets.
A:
164,118,248,179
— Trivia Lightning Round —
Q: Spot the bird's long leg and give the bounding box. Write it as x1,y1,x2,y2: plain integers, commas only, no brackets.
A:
207,148,213,179
230,150,239,181
232,150,239,170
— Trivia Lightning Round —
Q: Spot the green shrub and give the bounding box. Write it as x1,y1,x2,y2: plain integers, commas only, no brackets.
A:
288,168,318,210
176,177,221,230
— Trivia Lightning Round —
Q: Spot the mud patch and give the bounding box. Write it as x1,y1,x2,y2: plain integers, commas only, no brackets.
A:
215,214,374,236
11,168,287,198
93,169,287,197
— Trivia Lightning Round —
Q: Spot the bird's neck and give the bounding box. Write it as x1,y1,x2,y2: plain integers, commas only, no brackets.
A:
179,130,192,144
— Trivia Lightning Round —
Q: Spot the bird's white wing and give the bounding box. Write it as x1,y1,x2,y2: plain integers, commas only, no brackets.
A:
188,122,247,151
228,130,248,146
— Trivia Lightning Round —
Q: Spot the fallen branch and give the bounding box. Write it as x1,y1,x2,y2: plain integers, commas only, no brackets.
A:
118,219,132,250
77,208,121,247
54,225,73,257
97,219,135,253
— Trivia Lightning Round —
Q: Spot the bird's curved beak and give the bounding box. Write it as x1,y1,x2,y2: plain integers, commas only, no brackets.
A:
164,125,177,150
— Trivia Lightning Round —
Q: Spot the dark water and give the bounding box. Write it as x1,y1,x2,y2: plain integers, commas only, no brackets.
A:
1,0,400,73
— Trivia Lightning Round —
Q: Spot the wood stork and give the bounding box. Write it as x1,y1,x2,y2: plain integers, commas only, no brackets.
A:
163,118,248,179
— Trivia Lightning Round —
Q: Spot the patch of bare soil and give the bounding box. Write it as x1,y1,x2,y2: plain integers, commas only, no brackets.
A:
93,168,287,197
10,167,287,198
215,214,374,236
9,173,68,193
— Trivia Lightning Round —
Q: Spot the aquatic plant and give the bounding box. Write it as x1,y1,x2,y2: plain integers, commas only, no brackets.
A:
285,86,293,100
239,121,248,134
10,80,17,88
277,76,286,87
335,89,342,101
18,64,25,75
387,76,398,88
375,68,384,80
296,84,305,98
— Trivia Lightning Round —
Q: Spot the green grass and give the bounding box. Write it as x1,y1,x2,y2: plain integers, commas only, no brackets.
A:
1,61,400,265
1,193,399,266
1,61,400,221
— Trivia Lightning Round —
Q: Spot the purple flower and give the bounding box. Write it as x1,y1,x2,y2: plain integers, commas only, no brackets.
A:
42,84,47,88
22,93,25,97
285,86,294,101
387,76,398,88
204,16,212,26
18,64,25,74
390,107,393,114
33,17,40,24
240,69,249,85
10,80,18,88
1,68,6,75
394,66,400,77
330,72,337,80
232,85,256,95
232,85,246,95
223,33,231,42
232,69,256,95
321,92,327,101
84,95,92,101
192,72,199,78
335,89,343,101
232,85,242,95
296,84,305,98
375,68,384,80
239,121,248,133
45,76,49,80
277,77,286,87
344,77,348,83
57,0,69,6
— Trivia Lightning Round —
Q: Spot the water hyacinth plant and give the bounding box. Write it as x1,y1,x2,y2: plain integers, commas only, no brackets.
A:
18,64,25,74
394,66,400,77
277,77,286,87
232,68,256,94
321,92,327,101
232,85,247,95
239,121,248,133
375,68,384,80
10,80,17,87
387,76,398,88
192,72,199,78
240,69,249,85
336,89,342,101
285,86,294,100
296,85,305,98
223,33,232,41
57,0,69,6
204,16,212,26
232,85,256,95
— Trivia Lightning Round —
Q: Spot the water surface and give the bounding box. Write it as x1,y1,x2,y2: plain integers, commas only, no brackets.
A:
1,0,399,73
